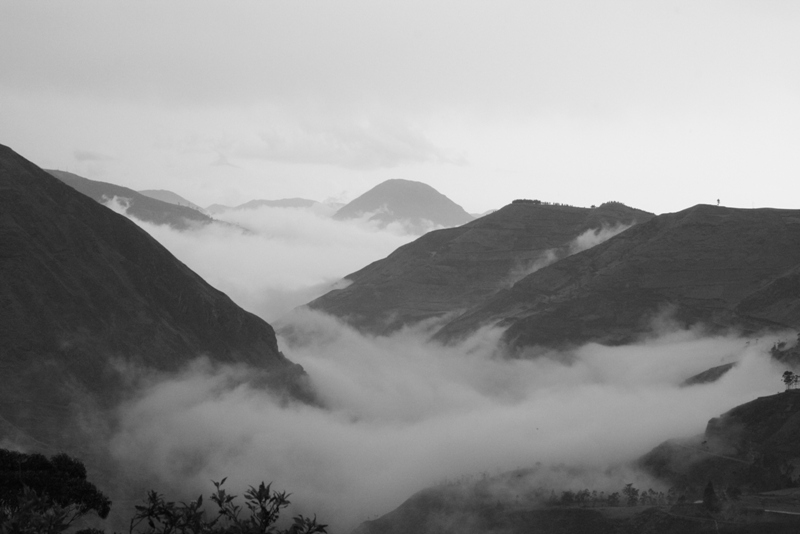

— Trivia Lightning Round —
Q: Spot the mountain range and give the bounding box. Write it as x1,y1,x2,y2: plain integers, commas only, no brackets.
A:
310,202,800,351
5,141,800,533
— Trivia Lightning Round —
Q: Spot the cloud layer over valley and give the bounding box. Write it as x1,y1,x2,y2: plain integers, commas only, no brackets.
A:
109,311,789,532
100,203,794,532
103,199,415,321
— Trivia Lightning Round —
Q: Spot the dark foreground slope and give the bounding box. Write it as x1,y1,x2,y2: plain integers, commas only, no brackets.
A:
48,169,212,229
0,145,309,447
309,201,653,335
437,205,800,350
333,179,474,233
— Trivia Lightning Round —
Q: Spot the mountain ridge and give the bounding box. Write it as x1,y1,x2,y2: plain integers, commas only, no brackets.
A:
308,201,654,335
47,169,212,230
0,144,310,448
436,204,800,350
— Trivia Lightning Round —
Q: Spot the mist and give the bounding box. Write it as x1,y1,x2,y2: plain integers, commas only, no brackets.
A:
103,198,415,321
504,222,633,287
108,309,788,532
98,203,791,532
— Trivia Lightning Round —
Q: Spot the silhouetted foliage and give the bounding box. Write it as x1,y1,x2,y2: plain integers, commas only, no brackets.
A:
0,448,111,533
782,370,798,390
128,478,326,534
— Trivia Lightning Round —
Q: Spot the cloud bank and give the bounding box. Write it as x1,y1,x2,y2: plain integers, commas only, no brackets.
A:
109,310,789,532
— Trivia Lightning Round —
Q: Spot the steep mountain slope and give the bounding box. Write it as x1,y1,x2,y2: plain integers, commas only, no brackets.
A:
308,201,653,335
641,390,800,492
47,170,212,229
0,145,309,446
138,188,206,212
437,205,800,350
333,179,474,233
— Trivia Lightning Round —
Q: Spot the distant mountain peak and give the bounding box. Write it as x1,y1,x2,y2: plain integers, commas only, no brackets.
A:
333,179,473,233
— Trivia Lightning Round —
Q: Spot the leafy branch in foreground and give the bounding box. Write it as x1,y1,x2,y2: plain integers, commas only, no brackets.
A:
128,478,327,534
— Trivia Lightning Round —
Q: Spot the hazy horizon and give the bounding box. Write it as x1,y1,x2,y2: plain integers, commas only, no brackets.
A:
2,1,800,215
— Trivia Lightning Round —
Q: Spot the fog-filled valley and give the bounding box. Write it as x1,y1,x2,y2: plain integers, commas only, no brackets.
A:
3,145,800,534
100,197,794,532
5,3,800,532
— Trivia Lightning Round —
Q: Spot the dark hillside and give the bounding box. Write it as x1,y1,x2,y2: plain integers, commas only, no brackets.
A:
309,201,653,334
437,205,800,349
0,145,309,447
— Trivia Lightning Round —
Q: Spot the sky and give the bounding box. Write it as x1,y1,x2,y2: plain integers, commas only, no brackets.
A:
2,0,800,215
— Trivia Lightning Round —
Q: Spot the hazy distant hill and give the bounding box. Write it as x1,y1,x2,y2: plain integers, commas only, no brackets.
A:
47,169,212,230
308,201,653,335
206,198,318,214
139,188,206,212
437,205,800,350
333,179,474,233
1,145,309,447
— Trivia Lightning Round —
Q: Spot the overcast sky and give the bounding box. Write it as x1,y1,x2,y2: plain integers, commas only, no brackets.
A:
2,0,800,214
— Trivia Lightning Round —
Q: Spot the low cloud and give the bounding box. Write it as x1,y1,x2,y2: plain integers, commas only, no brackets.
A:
103,198,415,321
108,310,788,532
568,222,633,255
503,223,633,287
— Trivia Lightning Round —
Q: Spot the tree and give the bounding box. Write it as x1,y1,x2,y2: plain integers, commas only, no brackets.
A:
782,371,798,390
702,481,720,512
128,478,326,534
0,449,111,533
622,484,639,507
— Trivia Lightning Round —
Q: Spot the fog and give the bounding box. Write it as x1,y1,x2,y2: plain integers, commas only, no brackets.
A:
101,205,789,532
110,312,787,532
504,223,632,287
104,199,415,320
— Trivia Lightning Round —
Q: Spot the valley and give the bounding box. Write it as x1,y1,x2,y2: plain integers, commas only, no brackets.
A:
1,144,799,534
